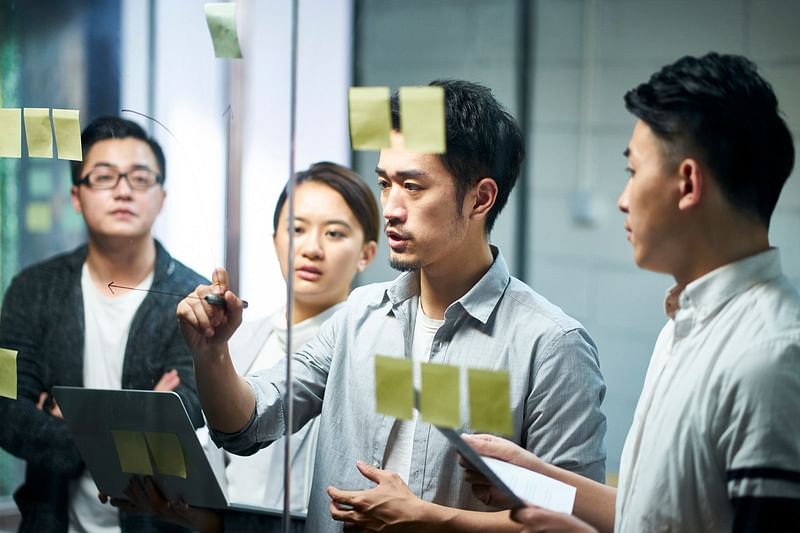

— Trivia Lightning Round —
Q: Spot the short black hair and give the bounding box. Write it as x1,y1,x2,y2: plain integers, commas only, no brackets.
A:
625,52,795,226
390,80,525,233
272,161,380,244
71,116,167,185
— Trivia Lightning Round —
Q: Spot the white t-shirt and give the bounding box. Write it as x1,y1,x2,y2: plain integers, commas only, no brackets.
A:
383,302,443,483
225,304,341,511
68,264,152,533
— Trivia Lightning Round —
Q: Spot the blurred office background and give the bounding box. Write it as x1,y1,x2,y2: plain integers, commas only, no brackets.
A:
1,0,798,527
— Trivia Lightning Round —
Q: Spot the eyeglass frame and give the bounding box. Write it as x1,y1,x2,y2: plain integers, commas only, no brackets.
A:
74,164,164,190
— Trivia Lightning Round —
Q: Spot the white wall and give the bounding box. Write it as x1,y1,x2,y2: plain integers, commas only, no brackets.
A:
121,0,228,278
238,0,354,317
120,0,354,317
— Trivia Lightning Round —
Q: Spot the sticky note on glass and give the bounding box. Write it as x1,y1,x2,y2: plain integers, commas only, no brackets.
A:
420,362,461,428
23,108,53,158
26,203,52,233
145,432,187,478
52,109,82,161
204,3,243,58
348,87,392,150
0,348,18,400
468,368,513,435
0,108,22,158
399,86,446,154
111,430,153,475
374,355,413,420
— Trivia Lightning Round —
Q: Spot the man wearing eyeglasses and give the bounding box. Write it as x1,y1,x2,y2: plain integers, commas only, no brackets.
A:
0,116,206,532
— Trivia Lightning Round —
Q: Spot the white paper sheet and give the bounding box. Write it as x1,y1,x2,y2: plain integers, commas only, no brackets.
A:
482,456,577,514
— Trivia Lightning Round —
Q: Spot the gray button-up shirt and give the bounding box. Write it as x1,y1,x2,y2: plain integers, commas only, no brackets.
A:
212,249,607,532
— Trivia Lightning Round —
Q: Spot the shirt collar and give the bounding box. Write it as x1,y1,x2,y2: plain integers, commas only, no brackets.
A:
663,248,783,321
384,246,511,325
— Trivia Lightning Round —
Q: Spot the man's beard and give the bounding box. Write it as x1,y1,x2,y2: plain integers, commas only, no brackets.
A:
389,257,421,272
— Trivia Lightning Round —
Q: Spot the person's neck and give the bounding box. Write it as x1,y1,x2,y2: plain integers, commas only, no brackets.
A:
85,235,157,296
419,238,494,320
672,215,770,288
289,295,345,325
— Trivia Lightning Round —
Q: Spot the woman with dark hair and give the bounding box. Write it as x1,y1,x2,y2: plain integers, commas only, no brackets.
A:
221,161,379,513
110,161,378,532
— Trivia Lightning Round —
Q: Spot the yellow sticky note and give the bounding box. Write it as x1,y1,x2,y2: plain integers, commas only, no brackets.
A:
399,86,446,154
204,3,243,58
52,109,82,161
0,108,22,158
348,87,392,150
374,355,413,420
111,430,153,476
145,432,187,479
468,368,513,435
0,348,18,400
26,203,52,233
420,362,461,428
23,108,53,158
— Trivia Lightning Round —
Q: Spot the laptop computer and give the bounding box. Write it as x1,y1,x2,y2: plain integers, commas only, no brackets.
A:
53,386,291,517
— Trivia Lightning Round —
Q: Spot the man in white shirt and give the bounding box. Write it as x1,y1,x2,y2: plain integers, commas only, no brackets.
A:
0,117,206,532
462,52,800,532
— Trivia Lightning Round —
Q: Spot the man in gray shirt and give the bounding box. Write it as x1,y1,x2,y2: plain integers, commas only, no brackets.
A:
179,79,607,532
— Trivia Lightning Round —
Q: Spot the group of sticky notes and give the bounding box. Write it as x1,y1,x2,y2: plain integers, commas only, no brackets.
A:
375,355,513,435
349,86,446,154
0,347,17,400
0,108,82,161
111,430,187,479
205,2,243,59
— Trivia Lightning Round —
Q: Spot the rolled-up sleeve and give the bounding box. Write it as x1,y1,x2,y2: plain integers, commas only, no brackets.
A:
526,327,607,482
209,305,344,456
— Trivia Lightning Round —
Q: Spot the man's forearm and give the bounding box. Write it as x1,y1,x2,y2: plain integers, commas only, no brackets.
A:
193,346,255,433
416,504,519,533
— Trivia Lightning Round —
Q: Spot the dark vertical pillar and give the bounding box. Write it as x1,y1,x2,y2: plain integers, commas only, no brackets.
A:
514,0,534,282
84,0,121,120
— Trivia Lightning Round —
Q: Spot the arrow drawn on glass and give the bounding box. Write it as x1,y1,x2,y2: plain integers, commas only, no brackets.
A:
107,282,248,309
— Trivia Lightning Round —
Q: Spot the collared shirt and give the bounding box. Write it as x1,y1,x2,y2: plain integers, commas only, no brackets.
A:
212,248,607,532
616,248,800,532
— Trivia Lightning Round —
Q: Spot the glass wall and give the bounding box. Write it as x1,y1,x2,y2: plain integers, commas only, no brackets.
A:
1,0,799,529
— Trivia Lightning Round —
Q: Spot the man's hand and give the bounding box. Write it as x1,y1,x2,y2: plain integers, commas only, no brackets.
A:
36,392,63,419
154,369,180,392
512,506,598,533
327,460,424,531
177,267,244,360
460,433,546,509
102,476,222,533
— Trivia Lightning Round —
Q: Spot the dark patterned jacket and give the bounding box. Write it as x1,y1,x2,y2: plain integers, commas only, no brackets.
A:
0,240,207,532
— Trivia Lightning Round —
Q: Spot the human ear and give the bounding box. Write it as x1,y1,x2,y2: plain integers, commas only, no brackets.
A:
357,241,378,272
470,178,498,220
677,158,703,211
70,185,83,215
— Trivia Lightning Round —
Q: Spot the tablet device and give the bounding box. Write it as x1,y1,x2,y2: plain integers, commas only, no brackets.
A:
53,386,286,517
437,427,577,514
436,426,526,509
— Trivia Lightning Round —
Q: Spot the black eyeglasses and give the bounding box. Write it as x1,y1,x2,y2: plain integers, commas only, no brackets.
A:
76,165,163,190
